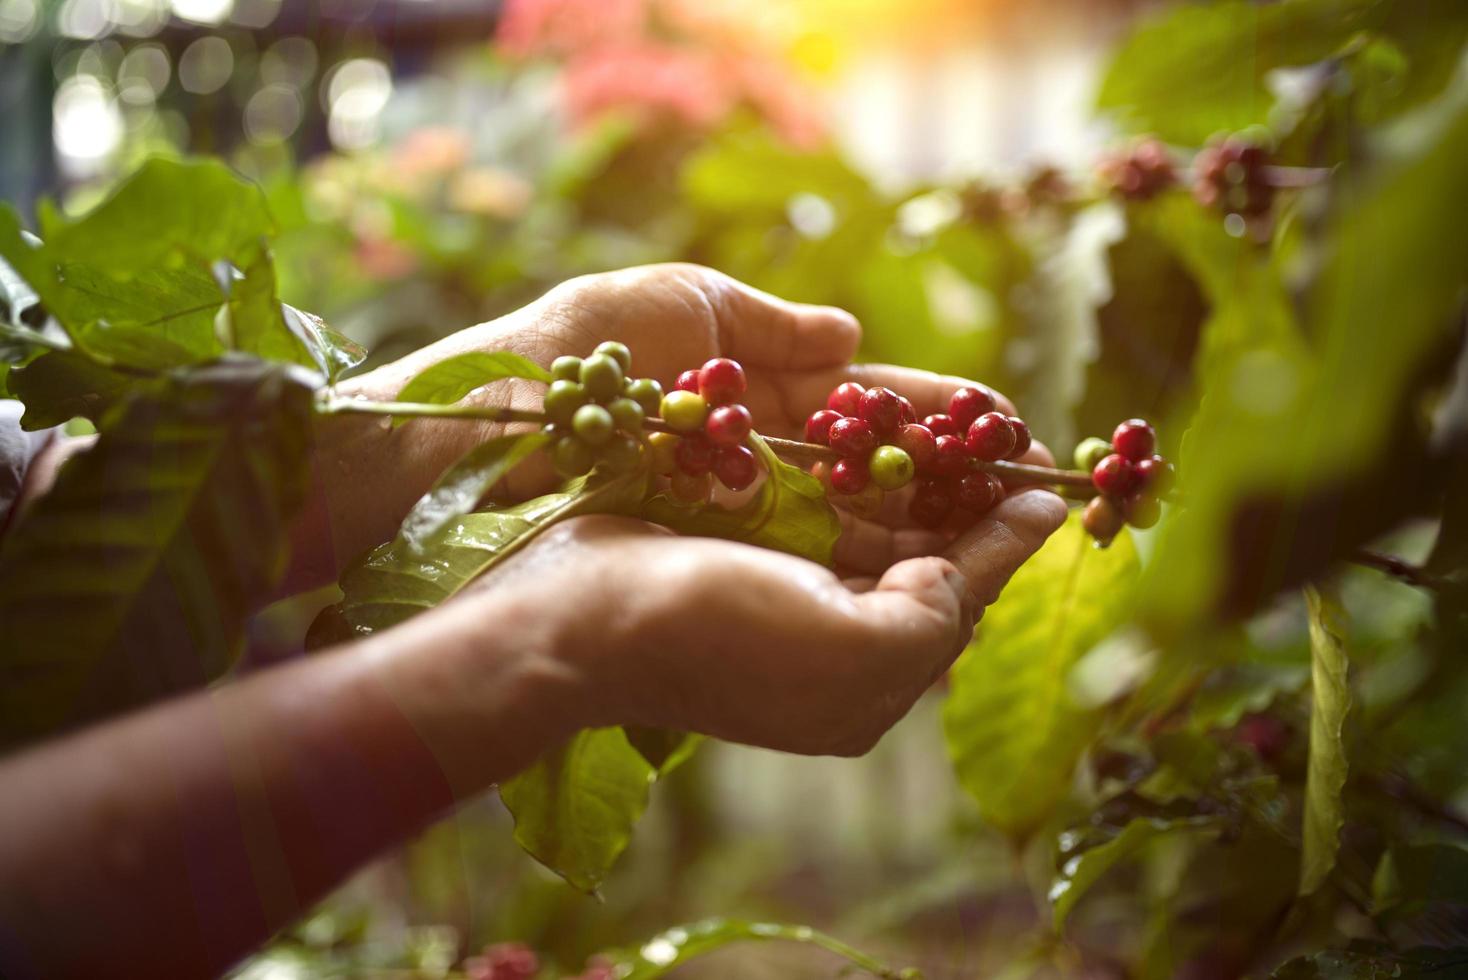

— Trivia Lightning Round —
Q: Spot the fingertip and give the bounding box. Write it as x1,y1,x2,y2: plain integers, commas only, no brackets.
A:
944,489,1069,606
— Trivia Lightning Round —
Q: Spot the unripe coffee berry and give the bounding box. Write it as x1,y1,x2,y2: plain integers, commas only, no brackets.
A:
625,377,664,415
827,382,865,416
1006,416,1032,460
844,482,885,519
805,409,843,445
646,431,679,475
955,471,1004,513
1112,418,1156,461
829,457,870,495
1125,493,1161,530
1074,436,1112,473
1134,454,1174,494
544,379,588,425
858,386,904,436
675,369,701,393
893,423,937,472
553,436,595,478
933,434,970,476
550,355,582,382
670,469,712,504
714,444,758,491
698,358,747,406
1083,494,1126,546
924,413,959,438
660,390,708,432
869,445,915,491
706,403,752,447
828,417,878,458
674,436,716,476
949,386,997,430
600,434,644,473
608,397,645,433
909,478,955,528
579,353,625,401
966,412,1017,461
572,403,614,445
1092,453,1137,498
593,340,632,372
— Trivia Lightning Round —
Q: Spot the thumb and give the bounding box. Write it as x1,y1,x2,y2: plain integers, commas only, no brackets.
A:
944,489,1069,608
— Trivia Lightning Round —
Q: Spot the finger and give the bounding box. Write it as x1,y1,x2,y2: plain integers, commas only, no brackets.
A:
833,509,950,575
695,268,862,370
943,488,1068,608
851,556,976,683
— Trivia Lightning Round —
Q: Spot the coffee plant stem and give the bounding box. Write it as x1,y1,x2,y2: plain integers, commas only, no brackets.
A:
1348,548,1450,592
760,435,1097,488
316,396,549,425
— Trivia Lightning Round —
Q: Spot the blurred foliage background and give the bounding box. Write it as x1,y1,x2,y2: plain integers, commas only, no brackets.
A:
3,0,1467,977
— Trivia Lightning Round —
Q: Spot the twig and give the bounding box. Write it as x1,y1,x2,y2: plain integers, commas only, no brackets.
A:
759,435,1097,488
316,397,548,425
1347,548,1450,592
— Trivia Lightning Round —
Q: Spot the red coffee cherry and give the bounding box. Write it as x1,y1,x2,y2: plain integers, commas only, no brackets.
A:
857,385,904,436
698,357,747,405
966,412,1017,461
829,456,870,495
1134,454,1174,493
893,423,937,472
909,478,955,528
675,369,701,393
1092,453,1137,498
674,435,716,476
714,444,758,491
1125,493,1162,530
827,381,865,416
805,408,843,445
1111,418,1156,461
932,434,970,476
670,468,712,504
828,416,878,457
955,471,1004,513
705,403,752,447
949,386,997,430
1083,494,1126,545
923,413,959,438
898,395,916,425
1006,416,1032,459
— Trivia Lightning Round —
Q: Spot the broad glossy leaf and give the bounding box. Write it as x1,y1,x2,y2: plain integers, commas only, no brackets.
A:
392,350,551,421
1300,586,1351,896
1373,843,1468,917
218,246,323,377
604,918,915,980
944,512,1141,839
1271,945,1468,979
398,431,553,552
0,357,315,749
1051,815,1221,928
5,350,136,430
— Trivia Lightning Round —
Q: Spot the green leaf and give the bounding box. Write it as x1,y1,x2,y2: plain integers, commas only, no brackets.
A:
943,512,1141,839
5,350,137,430
1050,816,1222,928
1372,843,1468,918
0,357,315,749
499,727,657,894
641,437,840,565
603,917,917,980
217,246,322,377
398,431,554,552
392,350,551,422
1271,944,1468,979
1300,586,1352,896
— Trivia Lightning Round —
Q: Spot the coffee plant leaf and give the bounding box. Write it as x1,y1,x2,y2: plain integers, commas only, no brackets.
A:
335,469,648,634
217,245,328,379
1300,586,1352,896
392,350,552,424
1270,944,1468,979
398,431,554,552
0,356,315,750
601,917,916,979
499,726,656,895
1373,843,1468,920
5,350,136,430
943,512,1141,840
1051,815,1222,929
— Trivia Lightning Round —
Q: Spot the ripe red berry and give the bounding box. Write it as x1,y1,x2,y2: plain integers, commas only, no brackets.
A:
698,357,746,405
893,423,937,472
829,457,870,495
966,412,1017,461
828,416,878,457
478,943,539,980
949,386,997,430
1083,495,1126,546
805,408,843,445
714,444,758,491
1092,453,1137,498
827,381,865,416
1125,493,1161,530
675,369,701,393
705,403,752,447
923,413,959,438
932,434,970,476
898,395,916,425
1006,416,1032,459
1134,454,1174,494
909,478,955,528
675,435,716,476
955,471,1004,513
1111,418,1156,461
857,385,904,436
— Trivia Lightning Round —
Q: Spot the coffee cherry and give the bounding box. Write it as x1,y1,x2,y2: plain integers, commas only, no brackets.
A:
966,412,1017,461
646,431,679,475
706,403,752,447
1125,493,1161,529
714,444,758,491
869,445,915,491
805,408,843,445
660,390,708,432
827,381,865,416
698,357,747,406
1074,436,1112,473
933,434,970,476
550,355,582,382
1111,418,1156,461
544,379,588,425
857,386,904,436
579,353,625,401
893,423,937,472
955,471,1004,513
1083,495,1126,546
828,417,878,458
670,468,712,504
593,340,632,373
898,395,916,425
909,478,955,528
572,403,614,445
553,436,595,478
949,386,997,430
675,369,701,393
924,413,959,438
1134,454,1174,494
478,943,539,980
674,435,716,476
829,457,870,495
843,482,885,519
608,397,645,433
599,434,644,473
625,377,664,415
1092,453,1137,498
809,460,832,489
1006,416,1032,459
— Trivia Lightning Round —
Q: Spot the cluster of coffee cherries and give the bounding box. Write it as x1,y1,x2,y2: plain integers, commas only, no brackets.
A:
542,341,662,478
645,357,759,504
1076,418,1173,547
1192,137,1274,219
464,942,612,980
1098,137,1176,201
804,382,1031,528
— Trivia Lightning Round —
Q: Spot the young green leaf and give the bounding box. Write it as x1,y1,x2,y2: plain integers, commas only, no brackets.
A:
4,350,137,430
601,917,918,979
1299,586,1351,897
1050,815,1222,929
1270,945,1468,979
398,431,553,552
392,350,552,424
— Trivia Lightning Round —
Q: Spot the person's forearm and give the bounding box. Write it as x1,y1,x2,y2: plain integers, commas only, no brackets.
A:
0,589,584,980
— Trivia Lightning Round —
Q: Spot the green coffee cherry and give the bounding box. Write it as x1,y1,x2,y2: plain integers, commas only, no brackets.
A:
599,434,644,473
580,353,625,402
660,390,708,432
625,377,664,415
572,403,615,445
544,380,588,425
1074,436,1112,473
551,355,582,383
594,341,632,373
608,397,645,433
553,436,594,478
869,445,915,491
